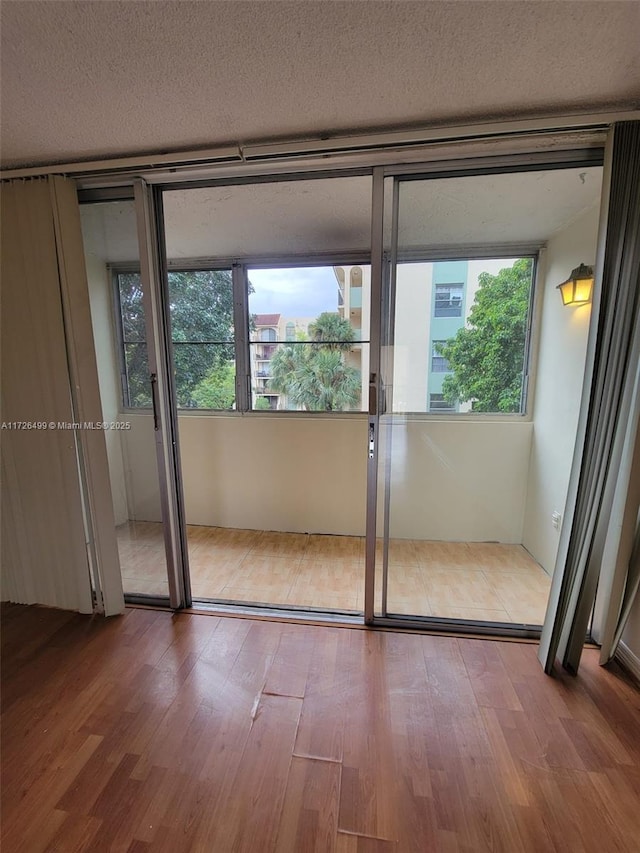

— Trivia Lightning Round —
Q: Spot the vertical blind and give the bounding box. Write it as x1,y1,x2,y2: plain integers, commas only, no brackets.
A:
539,121,640,674
1,177,123,614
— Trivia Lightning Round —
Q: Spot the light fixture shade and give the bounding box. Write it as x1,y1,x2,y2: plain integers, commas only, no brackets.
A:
557,263,594,306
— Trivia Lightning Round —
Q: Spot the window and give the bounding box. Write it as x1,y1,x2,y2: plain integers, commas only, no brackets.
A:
434,283,464,317
431,340,450,373
115,268,235,410
115,272,150,407
429,393,456,413
392,258,534,414
114,263,369,413
248,265,370,412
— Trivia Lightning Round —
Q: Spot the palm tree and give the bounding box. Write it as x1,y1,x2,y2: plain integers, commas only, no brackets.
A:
270,313,360,411
308,312,354,350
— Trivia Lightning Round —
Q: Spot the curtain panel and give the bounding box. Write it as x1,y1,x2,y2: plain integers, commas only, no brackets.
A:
1,177,123,614
539,121,640,674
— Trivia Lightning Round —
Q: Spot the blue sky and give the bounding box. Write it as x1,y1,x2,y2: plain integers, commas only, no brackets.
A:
248,267,339,318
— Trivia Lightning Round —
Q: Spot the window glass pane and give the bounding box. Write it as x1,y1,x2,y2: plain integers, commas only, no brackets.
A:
117,272,150,407
172,343,235,409
434,283,464,317
167,269,235,409
123,342,150,406
167,270,234,342
117,269,236,409
393,258,534,414
118,272,146,342
248,265,370,411
431,340,450,373
429,393,456,413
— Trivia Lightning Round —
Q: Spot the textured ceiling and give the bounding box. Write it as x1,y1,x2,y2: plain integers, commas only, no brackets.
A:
80,167,602,263
1,1,639,169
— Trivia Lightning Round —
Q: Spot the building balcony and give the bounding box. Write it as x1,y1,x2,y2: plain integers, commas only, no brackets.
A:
349,287,362,309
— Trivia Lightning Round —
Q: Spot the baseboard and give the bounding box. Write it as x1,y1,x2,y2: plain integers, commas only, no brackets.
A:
615,640,640,682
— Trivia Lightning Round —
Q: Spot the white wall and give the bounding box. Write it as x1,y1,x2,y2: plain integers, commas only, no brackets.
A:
522,204,601,574
383,419,532,542
393,264,433,411
120,413,532,542
132,415,368,534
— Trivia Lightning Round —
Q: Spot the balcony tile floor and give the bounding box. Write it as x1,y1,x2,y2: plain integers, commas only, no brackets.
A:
117,521,552,624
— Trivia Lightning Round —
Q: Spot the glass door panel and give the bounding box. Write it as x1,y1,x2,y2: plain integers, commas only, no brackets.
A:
80,199,174,600
161,176,372,611
375,166,603,627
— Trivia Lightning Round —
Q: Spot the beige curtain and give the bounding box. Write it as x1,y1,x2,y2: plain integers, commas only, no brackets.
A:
1,177,123,614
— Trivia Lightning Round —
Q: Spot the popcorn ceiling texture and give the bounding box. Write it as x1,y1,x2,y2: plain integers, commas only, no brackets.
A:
1,1,639,168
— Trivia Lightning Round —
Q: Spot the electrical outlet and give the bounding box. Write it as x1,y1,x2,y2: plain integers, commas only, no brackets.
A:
551,511,561,529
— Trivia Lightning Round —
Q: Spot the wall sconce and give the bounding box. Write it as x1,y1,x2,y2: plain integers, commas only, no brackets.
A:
557,263,594,306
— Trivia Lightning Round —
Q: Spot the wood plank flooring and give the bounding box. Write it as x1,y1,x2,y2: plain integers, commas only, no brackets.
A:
118,522,551,624
2,603,640,852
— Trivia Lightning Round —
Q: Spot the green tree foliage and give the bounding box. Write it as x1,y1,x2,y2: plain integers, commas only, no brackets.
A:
439,259,533,413
118,273,150,406
120,270,235,408
307,312,354,350
191,361,236,409
169,270,235,406
269,312,361,411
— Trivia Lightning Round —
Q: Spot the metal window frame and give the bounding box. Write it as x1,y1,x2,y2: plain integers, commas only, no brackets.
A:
112,242,543,419
133,180,191,609
38,109,635,191
133,243,377,415
364,166,386,624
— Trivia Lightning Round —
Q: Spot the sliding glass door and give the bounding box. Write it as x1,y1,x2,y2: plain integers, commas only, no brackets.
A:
160,176,372,612
80,188,187,606
373,164,603,630
78,153,604,630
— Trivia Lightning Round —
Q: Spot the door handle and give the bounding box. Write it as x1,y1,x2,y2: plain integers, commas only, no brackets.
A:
150,372,159,431
369,375,377,459
368,375,377,416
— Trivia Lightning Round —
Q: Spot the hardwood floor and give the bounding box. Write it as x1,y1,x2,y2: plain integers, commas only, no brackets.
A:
118,522,551,624
2,603,639,852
